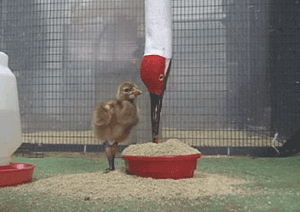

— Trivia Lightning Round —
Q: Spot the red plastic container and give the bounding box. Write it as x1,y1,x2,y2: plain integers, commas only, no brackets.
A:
0,162,36,187
122,154,201,179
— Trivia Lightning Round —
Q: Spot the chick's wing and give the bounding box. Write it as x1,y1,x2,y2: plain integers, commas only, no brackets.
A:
93,99,117,126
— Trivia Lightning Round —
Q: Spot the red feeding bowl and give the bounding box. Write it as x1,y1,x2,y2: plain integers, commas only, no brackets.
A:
0,162,36,187
122,154,201,179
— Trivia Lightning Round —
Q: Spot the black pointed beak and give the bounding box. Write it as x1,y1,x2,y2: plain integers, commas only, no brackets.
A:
150,93,163,143
143,58,172,143
149,59,172,143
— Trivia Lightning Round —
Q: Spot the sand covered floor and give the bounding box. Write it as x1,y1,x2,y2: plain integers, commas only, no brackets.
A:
7,167,250,202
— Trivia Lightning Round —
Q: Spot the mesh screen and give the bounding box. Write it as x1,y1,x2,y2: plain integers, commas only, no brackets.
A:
1,0,298,149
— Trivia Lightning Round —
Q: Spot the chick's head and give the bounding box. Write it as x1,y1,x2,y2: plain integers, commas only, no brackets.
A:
117,82,142,101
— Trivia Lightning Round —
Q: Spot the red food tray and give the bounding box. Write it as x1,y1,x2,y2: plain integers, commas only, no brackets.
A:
0,162,36,187
122,154,201,180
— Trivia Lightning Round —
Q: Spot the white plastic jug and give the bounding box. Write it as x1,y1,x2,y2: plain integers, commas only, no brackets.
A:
0,52,22,165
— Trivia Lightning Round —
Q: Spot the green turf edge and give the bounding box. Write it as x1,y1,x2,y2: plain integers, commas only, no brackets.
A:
0,156,298,212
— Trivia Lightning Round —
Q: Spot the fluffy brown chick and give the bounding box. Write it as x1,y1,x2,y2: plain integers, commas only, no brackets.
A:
92,82,142,172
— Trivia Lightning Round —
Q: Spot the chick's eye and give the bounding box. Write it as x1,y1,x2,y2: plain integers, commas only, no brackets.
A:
124,88,130,93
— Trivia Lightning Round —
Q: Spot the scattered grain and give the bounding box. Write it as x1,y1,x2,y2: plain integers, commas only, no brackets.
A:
7,167,249,202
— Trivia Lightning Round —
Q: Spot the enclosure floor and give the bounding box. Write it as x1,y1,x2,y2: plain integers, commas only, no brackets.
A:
22,128,273,147
5,167,250,202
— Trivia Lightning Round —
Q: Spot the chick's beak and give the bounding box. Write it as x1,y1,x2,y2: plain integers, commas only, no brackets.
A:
133,89,142,96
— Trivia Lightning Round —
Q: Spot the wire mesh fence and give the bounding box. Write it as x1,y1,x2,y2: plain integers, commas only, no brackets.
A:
1,0,299,153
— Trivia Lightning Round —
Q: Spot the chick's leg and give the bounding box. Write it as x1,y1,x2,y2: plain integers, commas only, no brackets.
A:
104,142,118,173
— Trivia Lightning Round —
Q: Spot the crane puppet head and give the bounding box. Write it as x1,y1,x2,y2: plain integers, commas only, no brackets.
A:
140,0,172,143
